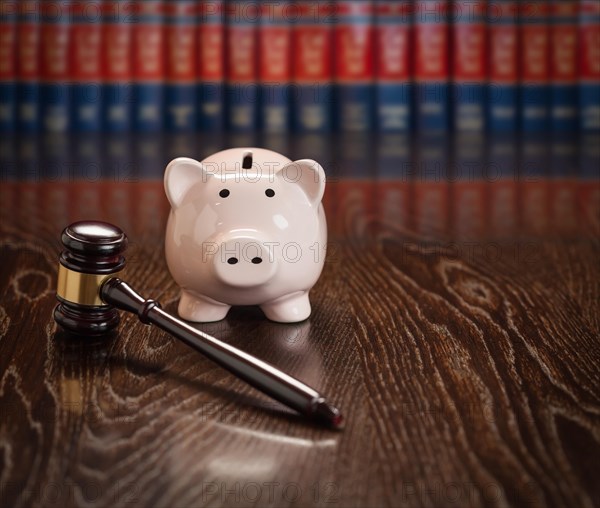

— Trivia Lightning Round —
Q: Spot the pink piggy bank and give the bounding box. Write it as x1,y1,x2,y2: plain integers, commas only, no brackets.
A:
164,148,327,323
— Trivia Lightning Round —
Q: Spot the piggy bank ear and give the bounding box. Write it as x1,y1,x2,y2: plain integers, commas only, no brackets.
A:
164,157,208,208
278,159,326,205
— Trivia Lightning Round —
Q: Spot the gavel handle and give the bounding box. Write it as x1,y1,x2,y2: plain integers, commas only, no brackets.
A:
100,278,343,428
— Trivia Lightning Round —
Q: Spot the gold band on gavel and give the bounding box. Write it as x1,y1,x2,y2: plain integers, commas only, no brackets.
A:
56,265,122,306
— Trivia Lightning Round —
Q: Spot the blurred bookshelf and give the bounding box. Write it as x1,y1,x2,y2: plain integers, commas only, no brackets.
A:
1,131,599,243
0,1,599,135
1,130,598,179
1,1,599,241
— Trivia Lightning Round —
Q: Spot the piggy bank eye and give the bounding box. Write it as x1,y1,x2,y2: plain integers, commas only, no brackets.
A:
265,189,275,198
219,189,230,198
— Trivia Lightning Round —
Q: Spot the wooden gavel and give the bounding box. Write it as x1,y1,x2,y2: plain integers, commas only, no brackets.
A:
54,221,343,428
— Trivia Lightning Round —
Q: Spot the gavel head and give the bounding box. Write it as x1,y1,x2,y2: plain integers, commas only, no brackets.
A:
54,221,127,336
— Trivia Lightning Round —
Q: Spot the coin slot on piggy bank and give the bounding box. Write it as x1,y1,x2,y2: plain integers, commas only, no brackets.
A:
164,148,327,323
242,151,253,169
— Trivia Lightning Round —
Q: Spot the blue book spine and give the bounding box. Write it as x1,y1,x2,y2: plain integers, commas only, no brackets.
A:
579,133,600,178
414,132,450,234
40,0,71,132
415,0,450,131
578,133,600,237
549,132,578,178
550,1,578,132
165,0,197,131
0,129,15,180
374,0,412,132
70,1,102,131
0,1,17,132
133,0,164,132
102,0,134,132
487,0,518,131
334,1,375,132
520,1,550,132
488,133,518,237
259,0,292,132
197,0,224,131
452,133,487,238
134,133,164,178
16,1,41,132
376,133,411,178
225,0,258,132
579,0,600,131
291,1,334,133
452,0,486,131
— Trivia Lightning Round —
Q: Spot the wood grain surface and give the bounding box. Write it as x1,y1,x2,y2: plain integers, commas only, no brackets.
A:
1,134,599,508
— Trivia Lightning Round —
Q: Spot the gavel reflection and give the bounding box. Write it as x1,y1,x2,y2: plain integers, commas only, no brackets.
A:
54,221,342,428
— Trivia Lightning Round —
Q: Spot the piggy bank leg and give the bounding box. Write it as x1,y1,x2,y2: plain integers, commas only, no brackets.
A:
261,291,311,323
178,290,230,322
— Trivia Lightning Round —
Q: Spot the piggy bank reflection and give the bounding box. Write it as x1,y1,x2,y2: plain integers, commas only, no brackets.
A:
164,148,327,323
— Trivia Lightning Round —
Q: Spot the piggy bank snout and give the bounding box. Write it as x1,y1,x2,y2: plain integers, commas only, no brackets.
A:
213,236,277,288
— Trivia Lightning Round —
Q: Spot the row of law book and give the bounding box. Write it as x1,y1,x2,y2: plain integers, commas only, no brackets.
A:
0,0,599,134
2,176,598,242
2,131,598,181
2,137,598,241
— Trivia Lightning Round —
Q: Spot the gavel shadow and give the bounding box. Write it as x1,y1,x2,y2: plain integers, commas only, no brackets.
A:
52,314,329,431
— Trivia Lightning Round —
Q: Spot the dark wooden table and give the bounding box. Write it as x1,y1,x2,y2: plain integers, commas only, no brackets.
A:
1,133,599,508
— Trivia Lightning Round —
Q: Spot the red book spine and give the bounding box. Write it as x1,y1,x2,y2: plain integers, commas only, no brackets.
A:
259,0,292,132
579,180,600,235
197,0,225,130
164,0,197,131
490,179,518,239
291,1,335,132
132,0,164,131
225,0,258,132
415,1,450,79
101,0,134,131
487,0,518,131
374,180,412,236
579,0,600,131
16,1,41,131
40,0,71,132
135,180,168,240
70,1,102,131
0,0,17,131
520,182,550,238
452,0,487,131
519,0,550,131
414,0,450,130
334,1,375,132
550,1,578,131
551,178,579,238
374,0,413,132
414,180,449,237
